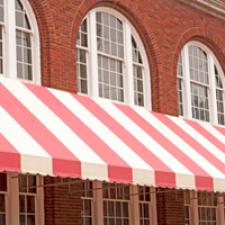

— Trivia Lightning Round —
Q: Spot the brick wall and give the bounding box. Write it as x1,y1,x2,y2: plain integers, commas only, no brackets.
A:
26,1,225,225
28,0,225,116
44,177,82,225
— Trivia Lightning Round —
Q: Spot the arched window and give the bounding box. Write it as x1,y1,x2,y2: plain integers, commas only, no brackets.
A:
177,41,225,125
0,0,40,83
76,8,151,108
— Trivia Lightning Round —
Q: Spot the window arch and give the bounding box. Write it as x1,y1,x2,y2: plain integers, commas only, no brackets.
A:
177,41,225,125
0,0,40,83
76,7,151,109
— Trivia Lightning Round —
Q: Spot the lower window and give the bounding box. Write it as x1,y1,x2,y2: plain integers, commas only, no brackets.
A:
103,183,130,225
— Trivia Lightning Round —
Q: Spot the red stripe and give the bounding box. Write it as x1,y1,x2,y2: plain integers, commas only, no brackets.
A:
73,96,176,188
0,134,20,172
25,83,132,183
186,120,225,154
0,84,81,178
115,104,213,191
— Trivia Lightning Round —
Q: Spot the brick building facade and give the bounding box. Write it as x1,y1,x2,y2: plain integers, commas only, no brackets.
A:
1,1,225,225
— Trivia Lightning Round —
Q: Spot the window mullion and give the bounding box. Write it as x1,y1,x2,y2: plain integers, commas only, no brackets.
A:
5,0,17,79
89,11,98,98
190,191,199,225
208,54,217,124
124,23,134,105
183,46,192,118
217,195,224,225
130,185,140,225
8,173,20,225
93,181,103,225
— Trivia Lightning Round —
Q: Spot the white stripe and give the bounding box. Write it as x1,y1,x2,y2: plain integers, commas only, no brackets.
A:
0,106,52,175
2,80,107,181
50,89,154,185
199,121,225,146
134,108,225,180
169,116,225,167
94,100,193,177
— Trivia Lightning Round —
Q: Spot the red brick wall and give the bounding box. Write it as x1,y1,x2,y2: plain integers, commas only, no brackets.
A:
26,1,225,225
28,0,225,116
44,177,82,225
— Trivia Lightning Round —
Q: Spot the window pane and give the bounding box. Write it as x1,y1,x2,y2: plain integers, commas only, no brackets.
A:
0,194,5,212
188,45,208,84
96,12,124,58
0,0,3,22
0,174,7,191
0,27,3,74
19,195,25,213
27,215,35,225
98,55,124,102
76,49,88,94
19,175,27,192
16,30,33,80
15,0,31,29
27,196,35,213
191,83,209,122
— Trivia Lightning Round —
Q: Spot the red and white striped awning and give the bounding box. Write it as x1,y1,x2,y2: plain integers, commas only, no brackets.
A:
1,78,225,192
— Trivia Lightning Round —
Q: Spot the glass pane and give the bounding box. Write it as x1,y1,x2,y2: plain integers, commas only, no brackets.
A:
27,215,35,225
19,175,27,192
28,176,36,193
0,194,5,212
27,196,35,213
96,12,124,58
20,215,25,225
188,45,208,84
0,214,5,225
15,0,31,29
19,195,25,213
0,174,7,191
0,0,3,22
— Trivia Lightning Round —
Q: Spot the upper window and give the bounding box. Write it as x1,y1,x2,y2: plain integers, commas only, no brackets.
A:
177,42,225,125
0,0,40,83
76,8,151,108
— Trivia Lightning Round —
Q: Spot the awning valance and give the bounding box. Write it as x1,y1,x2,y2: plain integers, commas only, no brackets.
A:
1,78,225,192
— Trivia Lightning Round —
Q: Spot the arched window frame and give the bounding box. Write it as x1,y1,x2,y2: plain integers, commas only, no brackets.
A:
1,0,40,84
76,7,151,109
177,41,225,125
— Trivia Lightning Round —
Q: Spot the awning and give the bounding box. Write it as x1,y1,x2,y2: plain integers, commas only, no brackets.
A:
1,78,225,192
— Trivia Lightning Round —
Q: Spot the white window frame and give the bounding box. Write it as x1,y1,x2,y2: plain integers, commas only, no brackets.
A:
178,41,225,125
7,173,44,225
1,0,40,84
76,7,151,109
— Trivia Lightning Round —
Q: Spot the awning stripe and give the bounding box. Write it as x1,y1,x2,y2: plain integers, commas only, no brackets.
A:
117,105,213,190
1,78,225,191
0,84,80,178
0,134,20,172
167,115,225,176
186,119,225,155
26,83,132,183
71,95,171,187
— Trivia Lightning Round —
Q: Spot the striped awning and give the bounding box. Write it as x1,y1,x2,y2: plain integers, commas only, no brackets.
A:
1,78,225,192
